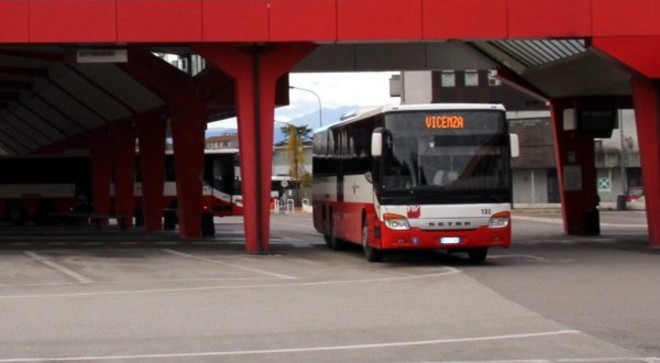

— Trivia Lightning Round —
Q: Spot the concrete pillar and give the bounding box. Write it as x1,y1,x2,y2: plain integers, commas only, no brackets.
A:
169,93,207,238
195,43,316,253
549,102,600,235
120,48,216,238
137,112,167,231
89,128,112,227
632,77,660,246
111,120,137,228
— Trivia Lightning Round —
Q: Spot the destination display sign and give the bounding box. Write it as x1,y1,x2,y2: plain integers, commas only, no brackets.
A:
425,115,465,129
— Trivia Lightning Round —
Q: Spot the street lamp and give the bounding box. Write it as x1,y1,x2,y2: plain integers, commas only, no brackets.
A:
289,85,323,127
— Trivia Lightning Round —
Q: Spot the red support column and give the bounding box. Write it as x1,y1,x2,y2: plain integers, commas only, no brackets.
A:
170,93,207,238
195,43,316,253
111,120,137,228
88,128,112,226
632,77,660,246
120,49,211,238
137,112,167,231
549,102,600,235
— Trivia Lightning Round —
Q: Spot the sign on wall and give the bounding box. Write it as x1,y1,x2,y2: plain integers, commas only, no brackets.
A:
598,177,612,192
563,165,582,191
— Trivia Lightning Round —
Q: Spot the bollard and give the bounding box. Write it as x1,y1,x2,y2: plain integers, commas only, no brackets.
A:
616,195,627,210
286,199,295,214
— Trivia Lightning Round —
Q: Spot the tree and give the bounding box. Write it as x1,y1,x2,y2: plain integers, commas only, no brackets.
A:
281,124,311,205
276,124,312,146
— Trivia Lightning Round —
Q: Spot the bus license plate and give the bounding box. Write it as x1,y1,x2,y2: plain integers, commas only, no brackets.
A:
440,237,461,244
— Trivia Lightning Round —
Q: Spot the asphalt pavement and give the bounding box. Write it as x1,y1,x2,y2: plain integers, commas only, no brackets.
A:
0,209,657,362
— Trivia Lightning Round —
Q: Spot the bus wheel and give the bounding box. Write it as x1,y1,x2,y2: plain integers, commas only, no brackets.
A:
7,203,27,226
362,221,383,263
201,212,215,238
36,201,56,225
134,209,144,227
468,248,488,263
323,233,332,248
323,212,332,248
163,211,176,230
163,200,177,231
328,213,345,251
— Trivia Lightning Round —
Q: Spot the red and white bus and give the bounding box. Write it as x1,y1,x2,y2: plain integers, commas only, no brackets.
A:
0,154,92,225
312,104,519,262
0,149,245,225
162,149,244,218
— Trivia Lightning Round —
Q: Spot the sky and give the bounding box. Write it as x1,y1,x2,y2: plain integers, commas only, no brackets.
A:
208,72,401,129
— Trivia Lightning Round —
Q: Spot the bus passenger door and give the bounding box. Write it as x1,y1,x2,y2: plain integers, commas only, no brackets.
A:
336,160,344,236
206,154,234,216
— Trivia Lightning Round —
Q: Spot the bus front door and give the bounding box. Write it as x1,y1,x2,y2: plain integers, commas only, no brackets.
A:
206,155,234,216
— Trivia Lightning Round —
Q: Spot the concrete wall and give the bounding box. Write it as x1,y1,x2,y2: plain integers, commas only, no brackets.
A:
513,169,551,206
272,146,312,177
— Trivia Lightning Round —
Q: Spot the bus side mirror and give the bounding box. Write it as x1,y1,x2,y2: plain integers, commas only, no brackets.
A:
371,128,386,185
365,171,373,184
510,134,520,158
371,131,383,157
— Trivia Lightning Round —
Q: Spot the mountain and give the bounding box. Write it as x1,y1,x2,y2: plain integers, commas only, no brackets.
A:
274,106,358,144
205,106,362,143
284,105,359,129
205,128,237,138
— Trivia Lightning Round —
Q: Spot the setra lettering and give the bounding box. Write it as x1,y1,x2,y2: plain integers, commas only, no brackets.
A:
425,116,465,129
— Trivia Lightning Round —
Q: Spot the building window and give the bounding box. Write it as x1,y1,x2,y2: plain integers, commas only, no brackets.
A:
441,71,456,87
465,70,479,87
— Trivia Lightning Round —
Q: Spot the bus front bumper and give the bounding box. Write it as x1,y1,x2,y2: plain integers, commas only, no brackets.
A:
378,224,511,250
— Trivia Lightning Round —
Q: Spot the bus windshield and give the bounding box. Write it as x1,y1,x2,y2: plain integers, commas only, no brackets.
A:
380,110,511,204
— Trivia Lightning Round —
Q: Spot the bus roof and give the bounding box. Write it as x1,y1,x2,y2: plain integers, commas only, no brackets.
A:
315,103,506,133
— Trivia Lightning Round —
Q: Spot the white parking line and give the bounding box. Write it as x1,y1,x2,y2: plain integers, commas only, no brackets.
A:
162,249,296,280
0,330,581,362
488,254,553,262
277,237,303,242
0,275,282,288
513,216,564,225
514,215,647,229
23,251,94,284
606,231,650,235
0,269,459,300
423,358,660,363
600,222,648,228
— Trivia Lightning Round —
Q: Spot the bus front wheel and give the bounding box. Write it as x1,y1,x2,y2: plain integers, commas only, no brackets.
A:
468,248,488,263
362,221,383,263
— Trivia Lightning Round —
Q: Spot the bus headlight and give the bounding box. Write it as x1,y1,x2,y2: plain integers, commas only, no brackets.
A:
383,213,410,231
488,211,510,229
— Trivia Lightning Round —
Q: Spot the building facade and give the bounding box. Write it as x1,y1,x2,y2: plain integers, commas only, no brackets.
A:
205,134,239,150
